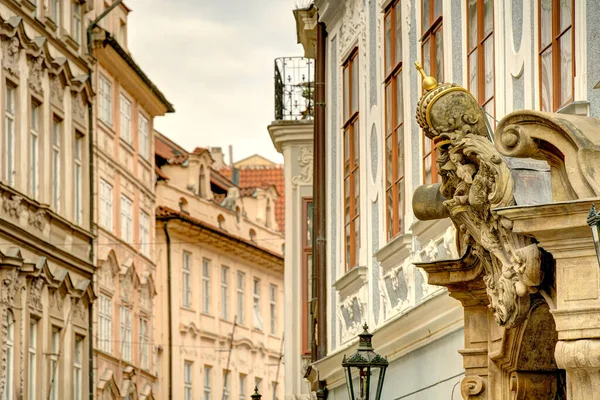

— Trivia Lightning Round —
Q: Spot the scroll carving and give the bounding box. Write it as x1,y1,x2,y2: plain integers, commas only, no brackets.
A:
461,375,485,398
414,63,544,327
291,146,313,188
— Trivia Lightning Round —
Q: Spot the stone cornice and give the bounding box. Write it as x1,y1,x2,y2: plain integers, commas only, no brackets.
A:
268,120,314,153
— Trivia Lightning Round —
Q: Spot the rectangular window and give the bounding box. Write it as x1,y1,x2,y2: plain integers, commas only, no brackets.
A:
270,284,277,335
384,1,406,240
238,374,246,400
237,272,244,325
30,101,40,199
74,132,83,225
28,320,37,400
221,266,229,320
467,0,495,120
253,278,263,330
99,180,113,231
140,211,150,256
120,94,131,143
120,195,133,243
203,366,212,400
52,118,62,212
139,318,149,371
99,75,112,125
301,198,313,355
421,0,443,185
49,328,60,400
183,252,192,307
223,370,230,400
73,336,83,400
254,377,262,392
202,258,210,313
72,2,82,44
51,0,60,28
98,294,112,353
539,0,574,111
272,382,278,398
342,49,360,271
138,113,149,159
120,306,131,362
5,85,15,186
5,312,14,400
184,361,193,400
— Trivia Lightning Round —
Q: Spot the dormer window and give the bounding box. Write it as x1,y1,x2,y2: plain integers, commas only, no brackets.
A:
198,165,207,198
266,198,272,228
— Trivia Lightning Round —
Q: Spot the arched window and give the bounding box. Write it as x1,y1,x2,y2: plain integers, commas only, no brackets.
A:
266,198,272,228
198,165,207,198
5,310,14,400
218,214,225,229
235,206,241,223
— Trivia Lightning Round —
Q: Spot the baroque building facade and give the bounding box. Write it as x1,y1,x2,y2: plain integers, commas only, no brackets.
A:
0,1,95,399
154,133,286,400
280,0,600,398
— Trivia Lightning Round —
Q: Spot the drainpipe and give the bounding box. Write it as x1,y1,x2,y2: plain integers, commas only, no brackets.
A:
312,20,328,366
163,221,173,400
86,2,123,400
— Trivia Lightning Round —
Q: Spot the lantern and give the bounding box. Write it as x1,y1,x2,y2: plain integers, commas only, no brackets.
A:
588,205,600,265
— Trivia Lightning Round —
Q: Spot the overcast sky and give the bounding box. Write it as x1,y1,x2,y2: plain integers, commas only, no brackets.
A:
126,0,307,164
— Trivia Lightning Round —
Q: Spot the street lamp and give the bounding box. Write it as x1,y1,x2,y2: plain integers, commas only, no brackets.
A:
588,205,600,264
342,323,388,400
251,386,262,400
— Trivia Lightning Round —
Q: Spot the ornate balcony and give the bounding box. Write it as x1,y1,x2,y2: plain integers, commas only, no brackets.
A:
274,57,314,121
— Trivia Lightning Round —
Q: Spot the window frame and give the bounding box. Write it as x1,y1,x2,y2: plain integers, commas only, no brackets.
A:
5,84,16,187
139,317,149,371
138,112,149,159
236,271,244,325
253,278,262,330
98,294,112,354
120,306,132,362
28,319,38,400
52,116,62,212
301,198,313,355
182,251,192,308
221,265,229,320
4,311,14,400
202,258,211,313
73,335,84,400
203,366,212,400
72,1,82,44
49,327,60,400
74,132,84,225
184,361,193,400
139,210,150,257
99,179,113,231
120,195,133,243
269,284,277,335
30,100,40,200
99,75,112,126
120,93,132,143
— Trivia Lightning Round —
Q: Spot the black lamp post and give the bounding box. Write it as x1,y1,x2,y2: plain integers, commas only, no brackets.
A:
588,205,600,264
342,324,388,400
251,386,262,400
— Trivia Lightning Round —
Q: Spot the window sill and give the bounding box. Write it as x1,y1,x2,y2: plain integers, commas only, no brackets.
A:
557,100,589,117
333,265,368,294
374,232,412,270
98,118,115,135
200,312,213,318
180,306,195,313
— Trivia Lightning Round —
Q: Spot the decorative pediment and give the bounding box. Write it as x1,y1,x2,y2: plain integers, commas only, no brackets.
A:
98,369,121,398
119,258,140,302
99,250,119,289
139,271,156,312
121,379,138,400
180,322,200,338
139,384,155,400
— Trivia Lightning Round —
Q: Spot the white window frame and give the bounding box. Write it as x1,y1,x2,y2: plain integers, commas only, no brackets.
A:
52,118,62,212
238,374,246,400
139,318,149,371
5,85,15,186
74,133,83,225
120,195,133,243
4,311,14,400
30,101,40,199
221,266,229,320
182,251,192,308
184,361,193,400
237,272,244,325
98,294,112,353
138,113,149,159
203,366,211,400
270,284,277,335
140,211,150,257
72,2,82,44
120,94,132,143
28,319,37,400
253,279,263,331
120,306,132,362
49,328,60,400
99,75,112,125
202,258,210,313
223,370,230,400
99,180,113,231
51,0,60,28
73,336,83,400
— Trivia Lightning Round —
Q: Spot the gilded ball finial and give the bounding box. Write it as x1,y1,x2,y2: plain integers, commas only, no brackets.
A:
414,61,438,91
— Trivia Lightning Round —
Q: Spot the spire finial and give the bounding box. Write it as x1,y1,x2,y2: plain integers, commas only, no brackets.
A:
414,61,438,91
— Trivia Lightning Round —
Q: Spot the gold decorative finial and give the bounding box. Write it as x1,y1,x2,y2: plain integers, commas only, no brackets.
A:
414,61,438,91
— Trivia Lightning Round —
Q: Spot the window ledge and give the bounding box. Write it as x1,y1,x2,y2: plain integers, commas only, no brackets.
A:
374,233,412,270
180,306,195,313
333,265,367,294
557,100,590,117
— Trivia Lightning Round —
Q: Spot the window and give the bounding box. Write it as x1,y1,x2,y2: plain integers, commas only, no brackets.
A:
119,21,126,45
28,319,37,400
120,306,131,362
120,195,133,243
73,336,83,400
139,318,149,371
5,85,15,186
270,284,277,335
140,211,150,256
272,382,278,398
52,118,62,211
203,366,212,400
384,1,406,240
49,328,60,400
254,377,262,392
120,94,131,143
184,361,193,400
237,272,244,325
198,165,207,198
98,294,112,353
182,252,192,307
421,0,443,185
301,198,313,355
50,0,60,28
138,113,149,159
238,374,246,400
223,370,230,400
30,101,40,199
221,266,229,320
342,49,360,271
202,258,210,313
99,75,112,125
99,180,113,231
253,278,263,330
539,0,574,111
72,2,82,44
3,311,14,400
74,133,84,225
467,0,494,120
266,198,272,228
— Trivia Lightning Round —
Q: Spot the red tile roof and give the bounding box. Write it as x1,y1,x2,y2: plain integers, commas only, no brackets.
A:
155,133,189,165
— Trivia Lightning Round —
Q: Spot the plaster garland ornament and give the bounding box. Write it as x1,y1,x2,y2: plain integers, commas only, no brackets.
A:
50,76,64,103
414,62,544,328
3,194,24,218
0,268,19,396
339,0,366,60
2,36,20,77
28,208,48,232
73,93,86,120
28,277,44,312
291,146,313,188
27,56,44,95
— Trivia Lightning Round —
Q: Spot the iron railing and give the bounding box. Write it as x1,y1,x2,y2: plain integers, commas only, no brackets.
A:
274,57,314,121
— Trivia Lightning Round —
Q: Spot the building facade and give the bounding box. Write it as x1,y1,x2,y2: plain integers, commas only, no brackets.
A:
279,0,600,398
0,1,95,399
154,133,285,400
89,1,173,399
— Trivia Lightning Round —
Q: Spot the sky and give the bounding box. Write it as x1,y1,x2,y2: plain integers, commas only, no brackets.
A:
126,0,308,164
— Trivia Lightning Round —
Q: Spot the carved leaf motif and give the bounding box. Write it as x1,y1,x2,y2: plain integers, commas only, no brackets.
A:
2,36,20,77
291,147,313,188
3,195,24,218
28,56,44,95
28,277,44,312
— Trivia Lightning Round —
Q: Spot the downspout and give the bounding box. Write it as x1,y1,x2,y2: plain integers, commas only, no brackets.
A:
163,220,173,400
86,2,124,399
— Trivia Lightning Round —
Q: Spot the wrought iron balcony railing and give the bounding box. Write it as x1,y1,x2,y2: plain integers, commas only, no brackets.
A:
274,57,314,121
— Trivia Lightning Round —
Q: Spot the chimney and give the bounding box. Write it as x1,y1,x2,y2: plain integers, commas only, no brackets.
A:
228,145,234,167
210,147,225,169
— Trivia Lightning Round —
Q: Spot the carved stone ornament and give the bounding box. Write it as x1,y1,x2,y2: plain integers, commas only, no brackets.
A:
2,36,20,77
27,56,44,95
28,277,44,312
413,63,544,328
73,93,86,121
3,194,24,218
339,0,366,59
50,76,64,103
49,289,63,313
71,298,86,323
28,208,48,231
291,146,313,188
